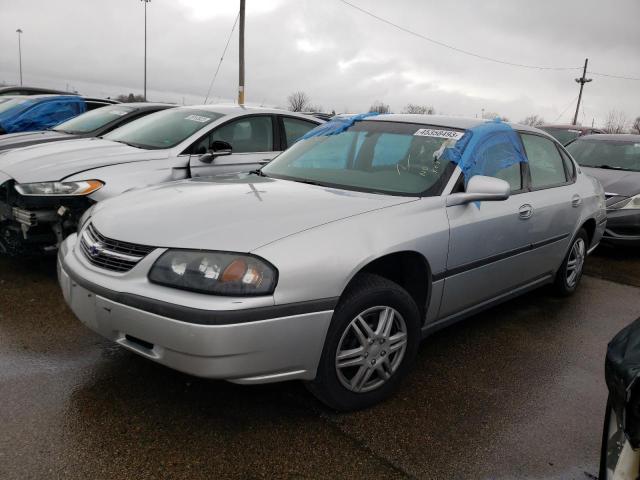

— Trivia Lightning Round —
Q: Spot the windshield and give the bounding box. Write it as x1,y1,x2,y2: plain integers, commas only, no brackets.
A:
104,108,223,149
540,127,581,145
261,120,462,196
0,98,29,115
567,139,640,172
53,106,135,134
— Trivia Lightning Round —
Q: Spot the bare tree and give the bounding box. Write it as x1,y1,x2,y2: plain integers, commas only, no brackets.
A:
369,101,390,114
632,116,640,134
402,103,435,115
520,115,545,127
603,110,629,134
116,93,145,103
287,91,311,112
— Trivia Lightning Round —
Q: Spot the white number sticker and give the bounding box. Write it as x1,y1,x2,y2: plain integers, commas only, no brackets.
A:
414,128,464,140
185,114,211,123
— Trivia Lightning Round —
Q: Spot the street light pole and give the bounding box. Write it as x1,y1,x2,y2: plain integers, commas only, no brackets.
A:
238,0,245,105
141,0,151,101
16,29,23,86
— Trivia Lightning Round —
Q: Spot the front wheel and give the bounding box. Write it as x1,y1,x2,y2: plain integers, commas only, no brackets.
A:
554,228,588,296
306,273,421,411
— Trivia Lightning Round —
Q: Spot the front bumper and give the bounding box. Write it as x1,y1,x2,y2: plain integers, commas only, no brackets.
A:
58,234,334,384
603,209,640,247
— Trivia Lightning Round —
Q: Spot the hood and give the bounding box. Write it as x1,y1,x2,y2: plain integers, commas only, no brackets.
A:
0,137,169,183
91,174,414,252
0,130,75,152
582,166,640,205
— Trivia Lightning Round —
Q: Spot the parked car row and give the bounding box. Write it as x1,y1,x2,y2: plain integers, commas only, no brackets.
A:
3,94,638,410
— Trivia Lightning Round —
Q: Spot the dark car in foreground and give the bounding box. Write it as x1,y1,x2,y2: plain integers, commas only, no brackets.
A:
0,102,174,152
540,124,604,146
601,317,640,479
567,134,640,246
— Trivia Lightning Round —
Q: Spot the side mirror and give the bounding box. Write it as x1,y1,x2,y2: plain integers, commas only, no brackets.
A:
199,140,232,163
446,175,510,207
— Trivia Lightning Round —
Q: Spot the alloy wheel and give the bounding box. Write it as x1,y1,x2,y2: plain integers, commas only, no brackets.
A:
335,306,408,393
566,237,586,288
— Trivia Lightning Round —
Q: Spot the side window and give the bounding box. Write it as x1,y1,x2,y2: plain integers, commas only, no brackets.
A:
282,117,318,147
210,115,273,153
559,148,576,181
493,163,522,192
521,134,567,189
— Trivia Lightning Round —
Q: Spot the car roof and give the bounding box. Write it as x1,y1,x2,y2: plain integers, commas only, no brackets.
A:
180,103,323,119
540,124,602,131
114,102,175,110
0,86,69,95
366,113,547,135
577,133,640,142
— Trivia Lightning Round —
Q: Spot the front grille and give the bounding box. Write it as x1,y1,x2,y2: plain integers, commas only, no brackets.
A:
79,223,155,272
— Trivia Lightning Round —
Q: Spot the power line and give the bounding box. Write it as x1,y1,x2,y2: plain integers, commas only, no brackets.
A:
204,11,240,104
338,0,581,71
590,71,640,81
553,95,579,123
339,0,640,80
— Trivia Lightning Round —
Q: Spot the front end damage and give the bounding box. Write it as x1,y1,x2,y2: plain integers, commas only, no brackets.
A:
0,179,93,255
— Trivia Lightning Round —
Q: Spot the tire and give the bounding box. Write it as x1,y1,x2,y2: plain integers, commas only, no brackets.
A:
553,228,588,296
306,273,421,411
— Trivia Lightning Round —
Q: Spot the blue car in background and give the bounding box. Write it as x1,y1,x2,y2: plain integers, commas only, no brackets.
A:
0,95,93,134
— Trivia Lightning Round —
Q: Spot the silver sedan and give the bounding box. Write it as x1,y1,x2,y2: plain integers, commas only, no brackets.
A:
58,114,606,410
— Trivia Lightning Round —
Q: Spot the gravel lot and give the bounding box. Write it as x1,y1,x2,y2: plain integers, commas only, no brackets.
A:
1,247,639,479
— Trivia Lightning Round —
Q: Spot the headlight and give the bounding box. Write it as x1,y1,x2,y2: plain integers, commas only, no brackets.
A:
15,180,104,196
609,194,640,210
148,250,278,296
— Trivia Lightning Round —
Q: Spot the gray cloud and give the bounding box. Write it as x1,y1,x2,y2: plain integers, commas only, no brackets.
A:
0,0,638,126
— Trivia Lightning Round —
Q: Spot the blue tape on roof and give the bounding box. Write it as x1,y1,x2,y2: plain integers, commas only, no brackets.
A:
0,96,86,134
440,118,527,184
299,112,379,141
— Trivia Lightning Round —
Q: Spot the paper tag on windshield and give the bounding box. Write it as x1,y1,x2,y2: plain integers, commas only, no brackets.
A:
109,110,128,116
185,114,211,123
414,128,464,140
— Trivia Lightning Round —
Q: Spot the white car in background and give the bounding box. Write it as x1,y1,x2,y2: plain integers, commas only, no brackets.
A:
0,105,322,255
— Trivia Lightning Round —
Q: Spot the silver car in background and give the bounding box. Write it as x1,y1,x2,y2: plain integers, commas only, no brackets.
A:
0,105,321,255
58,114,606,410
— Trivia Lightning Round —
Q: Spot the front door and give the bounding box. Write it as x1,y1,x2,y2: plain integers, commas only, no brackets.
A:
439,162,540,318
189,115,278,177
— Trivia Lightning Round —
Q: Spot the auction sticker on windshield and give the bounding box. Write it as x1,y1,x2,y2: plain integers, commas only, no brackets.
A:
414,128,464,140
185,115,212,123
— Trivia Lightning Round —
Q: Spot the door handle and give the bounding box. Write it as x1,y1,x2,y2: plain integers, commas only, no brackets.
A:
571,194,582,207
519,204,534,219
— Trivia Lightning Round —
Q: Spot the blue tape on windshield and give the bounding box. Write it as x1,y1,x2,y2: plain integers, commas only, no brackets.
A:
299,112,379,141
440,118,527,184
0,96,86,133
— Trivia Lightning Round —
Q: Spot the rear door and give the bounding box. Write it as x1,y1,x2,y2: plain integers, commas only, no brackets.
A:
519,133,579,276
188,114,278,177
439,160,539,318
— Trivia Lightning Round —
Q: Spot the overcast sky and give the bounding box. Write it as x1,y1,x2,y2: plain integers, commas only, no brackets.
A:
1,0,638,127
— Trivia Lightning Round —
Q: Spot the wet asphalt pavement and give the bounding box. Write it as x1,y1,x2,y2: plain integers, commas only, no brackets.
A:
1,248,640,480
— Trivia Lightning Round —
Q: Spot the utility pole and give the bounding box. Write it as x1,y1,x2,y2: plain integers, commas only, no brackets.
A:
141,0,151,101
238,0,245,105
16,29,23,86
572,58,592,126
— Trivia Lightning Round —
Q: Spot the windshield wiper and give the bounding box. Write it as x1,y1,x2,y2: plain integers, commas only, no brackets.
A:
591,164,633,171
249,168,267,177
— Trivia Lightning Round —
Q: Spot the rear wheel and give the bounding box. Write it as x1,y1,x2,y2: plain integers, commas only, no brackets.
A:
554,228,588,296
307,273,421,411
